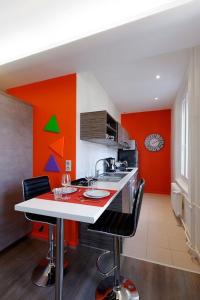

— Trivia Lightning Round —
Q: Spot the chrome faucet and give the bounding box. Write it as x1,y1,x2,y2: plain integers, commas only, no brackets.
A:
95,159,109,178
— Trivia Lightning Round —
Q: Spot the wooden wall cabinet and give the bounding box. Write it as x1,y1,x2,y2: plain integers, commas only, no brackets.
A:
80,110,118,146
80,110,130,148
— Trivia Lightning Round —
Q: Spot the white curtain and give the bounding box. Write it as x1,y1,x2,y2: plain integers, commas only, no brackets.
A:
188,46,200,257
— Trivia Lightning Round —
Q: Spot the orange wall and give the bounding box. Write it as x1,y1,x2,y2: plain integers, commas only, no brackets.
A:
122,109,171,194
7,74,78,246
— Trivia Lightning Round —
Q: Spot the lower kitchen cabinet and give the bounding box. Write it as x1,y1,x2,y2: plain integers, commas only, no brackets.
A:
79,222,114,251
79,193,122,250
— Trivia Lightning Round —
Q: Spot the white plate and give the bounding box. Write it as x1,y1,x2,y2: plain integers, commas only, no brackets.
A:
62,187,77,194
83,189,110,199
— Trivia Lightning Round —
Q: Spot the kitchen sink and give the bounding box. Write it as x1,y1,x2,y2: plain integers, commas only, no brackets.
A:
97,172,127,182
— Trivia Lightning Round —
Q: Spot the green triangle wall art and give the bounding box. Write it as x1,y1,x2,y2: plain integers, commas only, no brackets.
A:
44,115,60,133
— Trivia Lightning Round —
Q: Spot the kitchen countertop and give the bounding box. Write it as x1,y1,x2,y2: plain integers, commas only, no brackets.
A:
15,168,138,224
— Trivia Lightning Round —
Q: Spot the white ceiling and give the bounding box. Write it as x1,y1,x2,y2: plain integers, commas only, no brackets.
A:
0,0,191,65
0,0,200,112
95,50,189,112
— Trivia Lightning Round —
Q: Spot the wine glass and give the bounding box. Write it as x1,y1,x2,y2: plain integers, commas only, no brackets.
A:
61,173,71,187
61,173,71,199
85,170,94,188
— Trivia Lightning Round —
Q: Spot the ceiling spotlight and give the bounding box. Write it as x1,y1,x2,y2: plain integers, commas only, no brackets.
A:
156,75,160,79
154,97,159,100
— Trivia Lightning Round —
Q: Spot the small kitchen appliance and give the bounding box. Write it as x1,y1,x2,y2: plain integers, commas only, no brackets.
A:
118,141,138,168
105,157,116,172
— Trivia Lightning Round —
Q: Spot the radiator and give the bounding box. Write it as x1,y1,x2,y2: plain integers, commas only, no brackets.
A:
171,182,183,217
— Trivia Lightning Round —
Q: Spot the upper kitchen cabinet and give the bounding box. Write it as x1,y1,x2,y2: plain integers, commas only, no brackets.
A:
80,110,118,146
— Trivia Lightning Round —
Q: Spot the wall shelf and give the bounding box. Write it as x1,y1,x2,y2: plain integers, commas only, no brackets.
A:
106,124,117,133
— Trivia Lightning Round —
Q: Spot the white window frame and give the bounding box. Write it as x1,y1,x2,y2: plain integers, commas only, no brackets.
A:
180,94,188,180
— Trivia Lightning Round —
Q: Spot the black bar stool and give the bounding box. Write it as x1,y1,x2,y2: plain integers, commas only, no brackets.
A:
88,179,145,300
22,176,57,287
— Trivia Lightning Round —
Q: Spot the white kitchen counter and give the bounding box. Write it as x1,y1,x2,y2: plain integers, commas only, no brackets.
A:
15,168,138,224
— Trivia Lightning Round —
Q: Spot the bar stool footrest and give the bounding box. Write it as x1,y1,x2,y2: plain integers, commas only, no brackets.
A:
96,251,116,277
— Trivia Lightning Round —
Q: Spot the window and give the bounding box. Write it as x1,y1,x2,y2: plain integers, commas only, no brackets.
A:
181,95,188,179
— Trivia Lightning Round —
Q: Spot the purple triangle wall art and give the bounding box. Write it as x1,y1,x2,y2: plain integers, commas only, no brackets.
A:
44,155,60,172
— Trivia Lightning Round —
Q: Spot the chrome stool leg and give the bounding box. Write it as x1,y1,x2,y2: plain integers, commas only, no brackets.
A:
95,237,139,300
32,225,56,287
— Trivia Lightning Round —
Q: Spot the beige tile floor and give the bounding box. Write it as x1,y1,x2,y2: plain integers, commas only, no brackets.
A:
123,193,200,273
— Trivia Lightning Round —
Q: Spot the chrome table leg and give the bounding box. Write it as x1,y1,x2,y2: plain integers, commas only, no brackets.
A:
55,218,64,300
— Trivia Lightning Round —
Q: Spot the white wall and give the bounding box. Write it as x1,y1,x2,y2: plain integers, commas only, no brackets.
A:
76,72,120,178
188,47,200,260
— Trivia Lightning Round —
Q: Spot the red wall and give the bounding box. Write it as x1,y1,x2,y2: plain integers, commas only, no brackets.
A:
7,74,78,246
121,109,171,194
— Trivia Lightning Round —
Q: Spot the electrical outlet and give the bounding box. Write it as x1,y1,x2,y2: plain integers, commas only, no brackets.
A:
65,160,72,172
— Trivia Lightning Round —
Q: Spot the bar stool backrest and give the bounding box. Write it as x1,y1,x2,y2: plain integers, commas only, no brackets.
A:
22,176,52,223
22,176,51,201
131,179,145,237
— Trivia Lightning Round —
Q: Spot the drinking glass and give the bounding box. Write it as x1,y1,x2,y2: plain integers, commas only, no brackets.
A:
53,188,63,201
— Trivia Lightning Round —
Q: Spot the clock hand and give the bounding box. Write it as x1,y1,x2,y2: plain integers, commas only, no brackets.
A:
151,140,159,146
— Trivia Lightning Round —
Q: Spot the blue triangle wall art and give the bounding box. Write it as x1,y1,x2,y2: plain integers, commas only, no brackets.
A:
44,154,60,172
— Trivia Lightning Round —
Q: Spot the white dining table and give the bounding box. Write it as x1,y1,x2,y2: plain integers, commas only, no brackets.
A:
15,189,119,300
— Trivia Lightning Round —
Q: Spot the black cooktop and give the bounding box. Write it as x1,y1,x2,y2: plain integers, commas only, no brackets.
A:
71,178,97,186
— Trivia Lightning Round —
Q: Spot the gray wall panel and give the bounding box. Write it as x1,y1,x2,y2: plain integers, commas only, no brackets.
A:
0,91,33,251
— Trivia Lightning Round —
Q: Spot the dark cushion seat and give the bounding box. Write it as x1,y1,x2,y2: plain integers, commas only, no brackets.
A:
88,210,134,236
88,179,145,238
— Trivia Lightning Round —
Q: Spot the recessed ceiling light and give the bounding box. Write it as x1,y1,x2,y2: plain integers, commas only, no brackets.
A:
156,75,160,79
154,97,159,100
